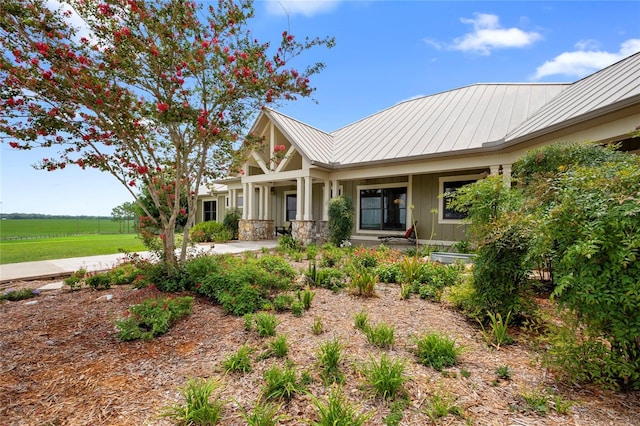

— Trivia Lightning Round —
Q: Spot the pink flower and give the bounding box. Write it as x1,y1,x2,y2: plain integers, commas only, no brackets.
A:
156,102,169,113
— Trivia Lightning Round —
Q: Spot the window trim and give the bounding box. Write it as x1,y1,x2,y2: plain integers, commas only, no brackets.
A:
356,182,409,233
202,199,217,222
438,174,482,224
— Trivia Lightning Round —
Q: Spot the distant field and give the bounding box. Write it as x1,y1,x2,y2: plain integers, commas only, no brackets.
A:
0,218,136,239
0,234,146,264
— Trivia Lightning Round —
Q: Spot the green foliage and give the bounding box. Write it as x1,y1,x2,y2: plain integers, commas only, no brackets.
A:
262,362,303,401
243,313,254,331
290,300,304,317
1,288,40,302
364,322,395,349
160,378,224,425
269,335,289,358
277,234,300,252
317,338,345,385
496,365,512,381
478,311,513,349
254,312,278,337
272,294,294,311
190,221,233,243
64,268,87,290
239,398,284,426
315,268,347,290
296,286,316,309
222,209,241,240
376,263,402,284
312,317,324,335
86,273,112,290
256,255,297,281
514,388,549,415
353,310,369,331
412,331,462,371
348,269,378,297
423,388,463,423
108,261,147,286
361,353,407,400
385,396,410,426
319,244,345,267
116,296,193,341
311,386,371,426
223,345,253,374
327,196,354,246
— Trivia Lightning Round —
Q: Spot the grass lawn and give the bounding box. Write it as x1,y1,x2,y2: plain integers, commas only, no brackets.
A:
0,234,146,264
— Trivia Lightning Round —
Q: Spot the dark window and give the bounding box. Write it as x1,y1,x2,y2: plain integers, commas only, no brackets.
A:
286,194,297,221
360,187,406,231
203,201,216,222
442,180,475,220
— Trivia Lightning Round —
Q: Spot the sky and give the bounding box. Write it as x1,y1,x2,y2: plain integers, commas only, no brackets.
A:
1,0,639,216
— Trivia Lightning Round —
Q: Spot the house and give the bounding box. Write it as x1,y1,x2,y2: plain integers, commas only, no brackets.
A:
197,51,640,245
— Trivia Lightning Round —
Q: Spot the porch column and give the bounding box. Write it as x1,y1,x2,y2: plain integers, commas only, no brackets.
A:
296,177,303,220
331,180,339,198
502,164,512,188
241,184,248,219
490,165,501,176
247,182,254,220
263,185,271,220
304,176,313,220
258,185,265,220
322,180,330,221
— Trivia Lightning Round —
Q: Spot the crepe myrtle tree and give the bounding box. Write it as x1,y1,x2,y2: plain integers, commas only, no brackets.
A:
0,0,334,274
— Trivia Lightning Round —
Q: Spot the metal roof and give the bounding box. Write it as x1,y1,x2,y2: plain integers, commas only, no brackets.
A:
264,109,334,165
505,51,640,143
330,83,567,165
255,52,638,168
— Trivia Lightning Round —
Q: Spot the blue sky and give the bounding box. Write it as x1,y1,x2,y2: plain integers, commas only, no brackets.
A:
1,0,639,216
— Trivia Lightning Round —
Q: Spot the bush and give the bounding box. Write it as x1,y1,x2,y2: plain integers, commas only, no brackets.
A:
361,353,407,400
327,196,354,246
190,221,233,243
375,263,402,284
315,268,347,290
412,331,462,371
223,345,253,373
1,288,40,302
348,270,377,297
160,378,224,425
262,362,303,401
256,254,297,282
223,209,241,240
116,296,193,341
86,273,112,290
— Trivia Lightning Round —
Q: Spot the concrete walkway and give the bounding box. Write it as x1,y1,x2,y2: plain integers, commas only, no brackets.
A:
0,240,278,284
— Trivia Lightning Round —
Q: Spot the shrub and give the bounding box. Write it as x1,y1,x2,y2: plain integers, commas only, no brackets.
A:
256,255,297,281
64,268,87,290
348,270,377,297
239,398,284,426
297,286,316,309
412,331,461,371
223,209,241,240
290,300,304,317
317,338,344,385
262,362,303,401
116,296,193,341
190,221,233,243
109,261,146,285
364,322,395,349
319,244,344,268
316,268,347,290
361,353,407,400
218,284,263,316
254,312,278,337
375,263,402,284
327,196,354,246
86,273,112,290
269,335,289,358
311,386,371,426
272,294,294,311
223,345,253,373
277,234,300,252
1,288,40,301
160,378,224,425
353,310,369,331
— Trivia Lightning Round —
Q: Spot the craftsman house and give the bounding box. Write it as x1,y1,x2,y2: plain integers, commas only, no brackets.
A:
198,51,640,245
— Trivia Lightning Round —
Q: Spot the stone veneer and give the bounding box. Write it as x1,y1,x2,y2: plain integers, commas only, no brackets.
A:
238,219,274,241
291,220,316,246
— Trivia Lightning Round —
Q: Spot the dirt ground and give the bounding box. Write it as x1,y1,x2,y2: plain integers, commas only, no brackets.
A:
1,280,639,426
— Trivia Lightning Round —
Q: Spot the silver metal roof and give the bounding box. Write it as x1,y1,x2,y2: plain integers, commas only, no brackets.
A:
331,83,567,165
256,52,639,168
505,52,640,143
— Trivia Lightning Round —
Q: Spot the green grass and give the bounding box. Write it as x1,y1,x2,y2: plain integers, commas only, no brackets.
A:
0,218,134,239
0,234,146,264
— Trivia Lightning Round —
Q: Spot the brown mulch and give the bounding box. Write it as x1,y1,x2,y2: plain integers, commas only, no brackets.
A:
1,280,639,426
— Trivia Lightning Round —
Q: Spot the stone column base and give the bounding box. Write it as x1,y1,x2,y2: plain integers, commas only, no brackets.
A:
292,220,316,246
238,220,275,241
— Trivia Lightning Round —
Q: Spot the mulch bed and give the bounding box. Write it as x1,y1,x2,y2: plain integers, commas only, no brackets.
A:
1,281,639,425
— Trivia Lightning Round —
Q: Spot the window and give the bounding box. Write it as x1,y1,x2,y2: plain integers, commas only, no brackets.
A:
285,192,297,221
203,200,216,222
359,186,407,231
439,175,481,223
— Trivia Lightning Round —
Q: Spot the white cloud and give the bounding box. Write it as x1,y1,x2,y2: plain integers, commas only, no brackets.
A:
264,0,341,17
449,13,542,55
533,38,640,80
